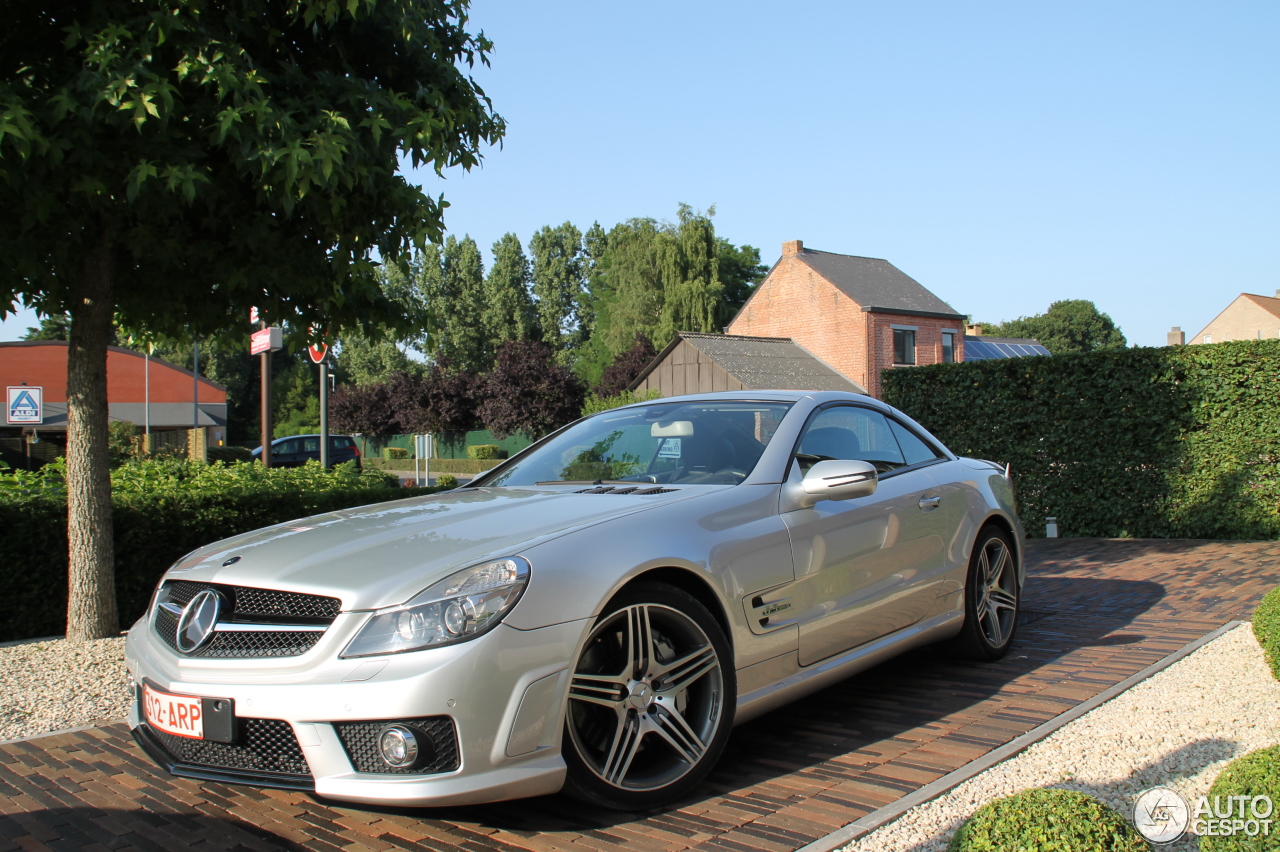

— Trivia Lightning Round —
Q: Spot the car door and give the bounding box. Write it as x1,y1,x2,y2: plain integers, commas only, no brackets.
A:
301,437,321,465
782,404,948,666
271,439,299,466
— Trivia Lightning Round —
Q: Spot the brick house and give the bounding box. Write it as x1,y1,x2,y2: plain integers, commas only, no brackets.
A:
1188,291,1280,345
727,240,967,397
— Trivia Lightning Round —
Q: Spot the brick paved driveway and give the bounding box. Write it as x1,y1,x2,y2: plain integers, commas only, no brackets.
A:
2,539,1278,852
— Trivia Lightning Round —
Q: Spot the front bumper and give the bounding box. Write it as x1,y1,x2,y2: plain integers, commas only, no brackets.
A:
125,613,590,807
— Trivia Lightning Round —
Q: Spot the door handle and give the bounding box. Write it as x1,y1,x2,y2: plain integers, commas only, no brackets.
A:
918,495,941,511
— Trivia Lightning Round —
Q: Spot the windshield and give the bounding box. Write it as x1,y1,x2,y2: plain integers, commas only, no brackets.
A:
478,401,794,487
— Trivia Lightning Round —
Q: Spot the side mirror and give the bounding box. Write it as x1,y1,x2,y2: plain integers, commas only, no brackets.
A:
800,459,878,505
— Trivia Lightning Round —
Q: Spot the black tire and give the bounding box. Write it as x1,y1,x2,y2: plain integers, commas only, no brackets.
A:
561,583,735,811
948,526,1021,661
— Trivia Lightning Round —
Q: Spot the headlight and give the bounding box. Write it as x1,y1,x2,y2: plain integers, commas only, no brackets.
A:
341,557,531,658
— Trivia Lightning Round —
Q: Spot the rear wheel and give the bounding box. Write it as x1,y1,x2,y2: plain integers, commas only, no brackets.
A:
562,584,734,811
949,527,1020,660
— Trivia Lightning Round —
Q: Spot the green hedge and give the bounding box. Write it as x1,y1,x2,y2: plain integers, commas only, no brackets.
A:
467,444,503,460
883,340,1280,539
207,445,253,464
0,458,445,642
1254,587,1280,681
383,447,409,460
1200,745,1280,852
948,788,1149,851
362,457,500,474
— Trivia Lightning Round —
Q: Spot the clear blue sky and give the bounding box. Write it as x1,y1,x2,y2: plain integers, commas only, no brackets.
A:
4,0,1276,347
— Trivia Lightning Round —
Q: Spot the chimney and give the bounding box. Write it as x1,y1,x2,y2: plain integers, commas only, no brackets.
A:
1167,326,1185,346
1274,289,1280,298
966,324,983,336
782,240,803,257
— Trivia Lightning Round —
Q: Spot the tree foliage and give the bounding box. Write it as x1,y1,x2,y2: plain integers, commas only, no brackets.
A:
482,233,539,347
530,223,588,360
478,341,585,439
397,363,479,434
594,334,657,396
985,300,1127,355
717,239,768,322
424,235,489,371
0,0,504,640
328,375,398,441
577,205,723,385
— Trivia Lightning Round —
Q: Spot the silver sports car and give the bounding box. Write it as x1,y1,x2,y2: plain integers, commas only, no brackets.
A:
125,391,1024,811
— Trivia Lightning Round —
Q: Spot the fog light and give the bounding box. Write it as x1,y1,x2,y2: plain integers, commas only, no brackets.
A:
377,724,421,769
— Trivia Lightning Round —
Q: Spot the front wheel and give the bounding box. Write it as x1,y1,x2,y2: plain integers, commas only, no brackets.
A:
949,527,1020,660
562,584,735,811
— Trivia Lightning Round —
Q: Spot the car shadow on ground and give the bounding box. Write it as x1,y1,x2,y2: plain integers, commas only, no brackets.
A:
321,575,1168,834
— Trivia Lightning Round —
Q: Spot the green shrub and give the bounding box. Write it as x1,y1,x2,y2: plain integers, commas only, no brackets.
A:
948,789,1149,852
582,388,662,417
107,421,140,465
467,444,502,460
384,447,409,460
1200,745,1280,852
1252,587,1280,681
207,445,253,464
435,473,458,488
884,339,1280,539
0,457,448,642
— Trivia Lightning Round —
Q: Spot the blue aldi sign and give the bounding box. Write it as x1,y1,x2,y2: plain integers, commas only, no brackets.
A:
6,386,43,425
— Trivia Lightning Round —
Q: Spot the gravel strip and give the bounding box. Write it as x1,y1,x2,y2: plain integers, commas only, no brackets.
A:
0,636,130,741
841,623,1280,852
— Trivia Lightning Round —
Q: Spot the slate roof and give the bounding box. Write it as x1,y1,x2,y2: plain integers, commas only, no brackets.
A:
631,332,867,393
796,249,964,317
963,336,1051,360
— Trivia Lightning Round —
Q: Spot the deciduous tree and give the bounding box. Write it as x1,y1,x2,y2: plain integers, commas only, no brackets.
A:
482,234,539,348
991,300,1127,354
0,0,503,639
594,335,657,396
530,223,587,360
478,341,585,439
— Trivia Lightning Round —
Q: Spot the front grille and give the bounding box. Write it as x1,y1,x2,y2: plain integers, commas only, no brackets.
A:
147,718,311,776
195,631,324,658
333,717,460,775
153,581,338,658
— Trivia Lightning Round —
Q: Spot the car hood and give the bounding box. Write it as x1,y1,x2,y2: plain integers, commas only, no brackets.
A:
161,486,705,611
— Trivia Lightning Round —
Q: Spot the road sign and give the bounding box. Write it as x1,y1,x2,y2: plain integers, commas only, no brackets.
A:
415,434,432,458
6,386,42,424
250,306,259,324
307,327,329,364
250,327,283,355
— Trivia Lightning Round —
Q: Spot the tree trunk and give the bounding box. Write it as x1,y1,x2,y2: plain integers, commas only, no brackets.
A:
65,228,118,642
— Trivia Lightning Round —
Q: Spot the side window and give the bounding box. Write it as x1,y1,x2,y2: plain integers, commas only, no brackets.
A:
888,418,941,467
333,437,354,449
795,406,905,474
302,438,320,453
275,439,298,455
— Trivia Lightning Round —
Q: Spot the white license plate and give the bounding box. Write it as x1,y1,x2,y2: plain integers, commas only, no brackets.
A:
142,683,204,739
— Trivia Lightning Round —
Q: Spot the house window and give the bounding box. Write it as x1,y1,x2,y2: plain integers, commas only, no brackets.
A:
893,329,916,365
1203,335,1212,343
942,332,955,363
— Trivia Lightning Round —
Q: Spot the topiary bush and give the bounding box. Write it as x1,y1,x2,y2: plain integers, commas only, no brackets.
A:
467,444,502,460
384,447,409,460
435,473,458,488
1200,745,1280,852
948,788,1150,852
1253,587,1280,681
207,445,253,464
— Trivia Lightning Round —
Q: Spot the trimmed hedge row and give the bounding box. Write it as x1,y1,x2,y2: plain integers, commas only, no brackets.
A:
1201,745,1280,852
362,457,501,474
883,340,1280,539
948,788,1148,851
0,461,443,642
1254,587,1280,681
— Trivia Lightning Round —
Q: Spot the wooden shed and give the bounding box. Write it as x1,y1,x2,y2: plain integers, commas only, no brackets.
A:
628,332,867,397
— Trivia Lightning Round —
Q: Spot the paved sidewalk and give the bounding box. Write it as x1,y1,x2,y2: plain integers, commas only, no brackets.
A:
1,539,1277,852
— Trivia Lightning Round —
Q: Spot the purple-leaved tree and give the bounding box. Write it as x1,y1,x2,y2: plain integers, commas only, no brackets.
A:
478,342,585,439
594,335,657,396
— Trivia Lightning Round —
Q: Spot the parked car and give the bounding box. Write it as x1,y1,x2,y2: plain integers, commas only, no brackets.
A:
250,434,361,468
126,391,1023,810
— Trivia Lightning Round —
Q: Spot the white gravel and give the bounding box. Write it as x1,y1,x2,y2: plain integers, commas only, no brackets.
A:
0,636,130,741
841,623,1280,852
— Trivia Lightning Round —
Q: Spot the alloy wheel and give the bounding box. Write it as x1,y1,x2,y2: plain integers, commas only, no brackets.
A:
567,603,724,793
976,536,1018,647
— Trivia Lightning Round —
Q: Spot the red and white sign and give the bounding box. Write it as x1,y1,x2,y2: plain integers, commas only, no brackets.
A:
250,326,283,355
307,326,329,364
143,683,204,739
249,306,259,325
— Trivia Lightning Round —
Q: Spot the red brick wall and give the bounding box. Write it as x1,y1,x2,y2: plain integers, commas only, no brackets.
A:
728,247,874,391
728,243,965,398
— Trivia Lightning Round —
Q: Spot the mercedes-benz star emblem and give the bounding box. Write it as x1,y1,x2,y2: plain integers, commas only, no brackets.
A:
175,590,222,653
